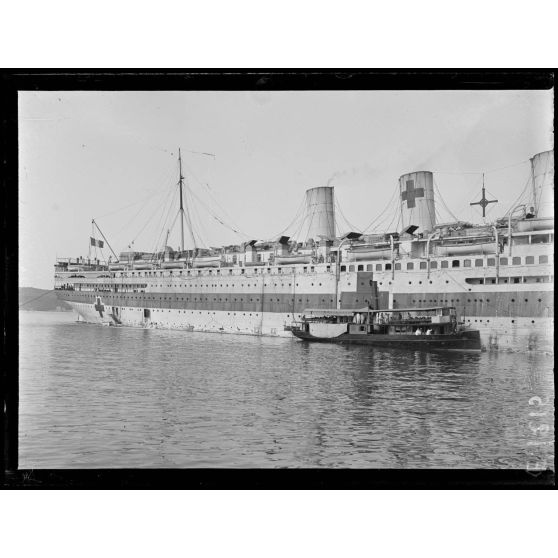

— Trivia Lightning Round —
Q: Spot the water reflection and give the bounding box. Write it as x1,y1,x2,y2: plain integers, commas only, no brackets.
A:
19,312,554,469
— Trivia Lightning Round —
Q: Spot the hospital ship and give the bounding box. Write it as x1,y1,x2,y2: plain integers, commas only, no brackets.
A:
54,149,554,352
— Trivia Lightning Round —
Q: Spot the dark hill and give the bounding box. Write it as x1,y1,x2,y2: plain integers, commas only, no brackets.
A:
19,287,72,312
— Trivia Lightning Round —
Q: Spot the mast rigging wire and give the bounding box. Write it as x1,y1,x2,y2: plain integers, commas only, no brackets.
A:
361,182,400,233
19,289,57,308
433,176,459,222
335,197,362,233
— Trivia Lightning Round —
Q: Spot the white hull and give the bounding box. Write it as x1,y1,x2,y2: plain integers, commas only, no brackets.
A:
67,301,553,353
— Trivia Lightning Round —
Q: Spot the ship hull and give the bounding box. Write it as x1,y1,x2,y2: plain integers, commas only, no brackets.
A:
62,299,552,352
291,328,482,352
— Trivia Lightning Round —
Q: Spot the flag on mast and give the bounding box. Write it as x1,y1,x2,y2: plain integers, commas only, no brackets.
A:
90,237,104,248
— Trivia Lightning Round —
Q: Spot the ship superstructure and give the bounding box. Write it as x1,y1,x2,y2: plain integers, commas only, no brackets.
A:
55,150,554,352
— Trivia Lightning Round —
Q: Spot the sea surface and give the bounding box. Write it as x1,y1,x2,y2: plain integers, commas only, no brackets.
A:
18,311,555,469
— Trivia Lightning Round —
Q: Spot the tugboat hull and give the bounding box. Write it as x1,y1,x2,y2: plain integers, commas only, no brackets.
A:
292,328,482,352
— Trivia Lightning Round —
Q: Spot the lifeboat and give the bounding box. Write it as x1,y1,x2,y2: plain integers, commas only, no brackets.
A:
275,254,312,265
161,262,185,269
191,256,221,268
347,244,392,261
515,217,554,232
435,238,495,256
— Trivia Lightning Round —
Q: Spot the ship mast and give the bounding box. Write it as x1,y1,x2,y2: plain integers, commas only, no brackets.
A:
470,173,497,218
178,148,185,253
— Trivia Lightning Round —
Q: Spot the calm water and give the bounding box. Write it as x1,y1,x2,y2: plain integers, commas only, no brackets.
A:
19,311,555,469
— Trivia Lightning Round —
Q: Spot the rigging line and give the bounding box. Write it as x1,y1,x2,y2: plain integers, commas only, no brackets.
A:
19,289,57,308
292,201,309,243
424,192,436,226
181,159,241,228
433,177,459,222
166,210,181,242
112,178,174,244
502,169,532,217
535,153,551,210
337,202,358,234
362,181,399,232
186,185,252,239
383,204,399,233
181,186,201,249
181,183,197,251
272,194,306,238
187,188,209,248
364,198,396,232
294,203,310,241
157,187,179,247
330,195,337,238
93,165,176,221
186,191,204,249
304,201,316,243
151,187,179,256
370,198,398,231
129,197,170,247
335,198,361,232
94,188,163,220
432,159,529,176
484,158,530,174
114,187,166,242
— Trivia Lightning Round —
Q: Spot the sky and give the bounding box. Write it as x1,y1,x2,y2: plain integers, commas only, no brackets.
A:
19,89,553,289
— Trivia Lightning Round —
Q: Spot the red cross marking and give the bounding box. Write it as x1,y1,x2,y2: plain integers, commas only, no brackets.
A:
401,180,425,209
94,299,104,318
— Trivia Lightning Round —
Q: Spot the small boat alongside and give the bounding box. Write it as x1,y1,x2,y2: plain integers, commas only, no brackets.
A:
288,306,481,352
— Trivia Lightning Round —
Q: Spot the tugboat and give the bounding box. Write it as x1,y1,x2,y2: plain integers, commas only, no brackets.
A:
288,306,481,352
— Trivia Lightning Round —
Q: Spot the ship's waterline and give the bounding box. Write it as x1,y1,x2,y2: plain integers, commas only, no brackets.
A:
68,300,553,353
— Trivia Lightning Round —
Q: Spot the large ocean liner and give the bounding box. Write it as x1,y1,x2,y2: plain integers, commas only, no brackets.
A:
54,149,554,352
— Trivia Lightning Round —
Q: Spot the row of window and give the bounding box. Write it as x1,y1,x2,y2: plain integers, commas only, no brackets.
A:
118,265,328,279
66,254,552,283
341,254,551,272
150,310,260,316
405,297,544,304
